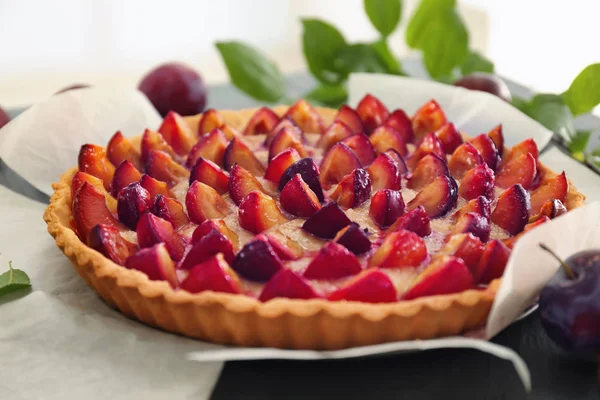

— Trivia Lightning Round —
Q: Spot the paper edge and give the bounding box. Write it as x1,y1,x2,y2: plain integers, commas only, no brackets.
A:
187,337,530,391
0,87,161,197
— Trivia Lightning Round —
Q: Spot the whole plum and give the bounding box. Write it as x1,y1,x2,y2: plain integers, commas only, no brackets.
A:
454,73,512,102
138,62,206,117
539,245,600,353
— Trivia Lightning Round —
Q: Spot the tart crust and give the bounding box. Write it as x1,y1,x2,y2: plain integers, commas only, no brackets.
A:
43,106,585,349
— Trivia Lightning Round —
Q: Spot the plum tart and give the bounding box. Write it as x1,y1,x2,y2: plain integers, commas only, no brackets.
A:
44,96,585,349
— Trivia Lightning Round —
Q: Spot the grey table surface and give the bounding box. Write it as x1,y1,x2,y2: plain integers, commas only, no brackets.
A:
3,64,599,399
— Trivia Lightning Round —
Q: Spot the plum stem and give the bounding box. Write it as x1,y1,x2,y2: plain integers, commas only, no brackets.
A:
539,243,577,280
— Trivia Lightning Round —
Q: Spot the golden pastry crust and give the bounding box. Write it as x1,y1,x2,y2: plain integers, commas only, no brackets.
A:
43,106,585,349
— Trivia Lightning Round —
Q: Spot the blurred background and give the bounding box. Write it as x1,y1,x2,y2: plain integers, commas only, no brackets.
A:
1,0,599,108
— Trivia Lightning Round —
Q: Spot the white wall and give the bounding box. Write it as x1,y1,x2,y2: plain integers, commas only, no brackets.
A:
0,0,597,107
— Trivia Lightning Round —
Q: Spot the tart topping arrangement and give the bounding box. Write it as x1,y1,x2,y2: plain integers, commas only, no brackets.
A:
69,95,574,304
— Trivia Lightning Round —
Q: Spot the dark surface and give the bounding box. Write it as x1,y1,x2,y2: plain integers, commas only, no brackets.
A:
212,313,598,400
4,65,600,399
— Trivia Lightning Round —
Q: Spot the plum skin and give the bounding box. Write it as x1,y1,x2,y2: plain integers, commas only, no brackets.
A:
539,250,600,353
138,62,207,117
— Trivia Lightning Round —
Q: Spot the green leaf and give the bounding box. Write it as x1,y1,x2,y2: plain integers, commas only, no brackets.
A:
406,0,456,49
587,145,600,168
215,41,285,102
0,261,31,297
302,19,348,85
370,40,406,75
528,94,575,140
420,8,469,79
564,63,600,116
434,74,457,84
337,43,390,75
568,130,591,154
460,50,494,75
511,96,530,115
405,0,468,79
365,0,402,38
304,84,348,108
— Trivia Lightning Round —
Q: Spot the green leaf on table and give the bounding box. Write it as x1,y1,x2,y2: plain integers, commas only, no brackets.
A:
364,0,402,38
406,0,456,49
370,40,406,75
337,43,390,75
564,63,600,116
0,261,31,297
406,0,468,79
302,19,348,85
304,84,348,108
215,41,285,103
460,50,494,75
527,93,575,140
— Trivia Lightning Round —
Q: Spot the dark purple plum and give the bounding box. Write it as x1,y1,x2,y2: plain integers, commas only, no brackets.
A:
232,237,284,282
454,73,512,103
117,182,152,229
302,202,351,239
334,222,371,255
278,158,324,202
539,245,600,353
138,62,207,117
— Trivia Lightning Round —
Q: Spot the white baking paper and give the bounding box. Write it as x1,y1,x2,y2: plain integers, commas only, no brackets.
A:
0,185,224,400
2,77,599,395
348,73,553,150
0,87,161,197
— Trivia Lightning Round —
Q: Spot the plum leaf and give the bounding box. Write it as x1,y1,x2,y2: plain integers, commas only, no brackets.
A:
302,19,348,85
337,43,390,75
0,261,31,297
216,41,285,103
364,0,402,38
564,63,600,116
460,50,494,75
528,94,576,140
370,39,406,76
304,84,348,108
406,0,469,79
